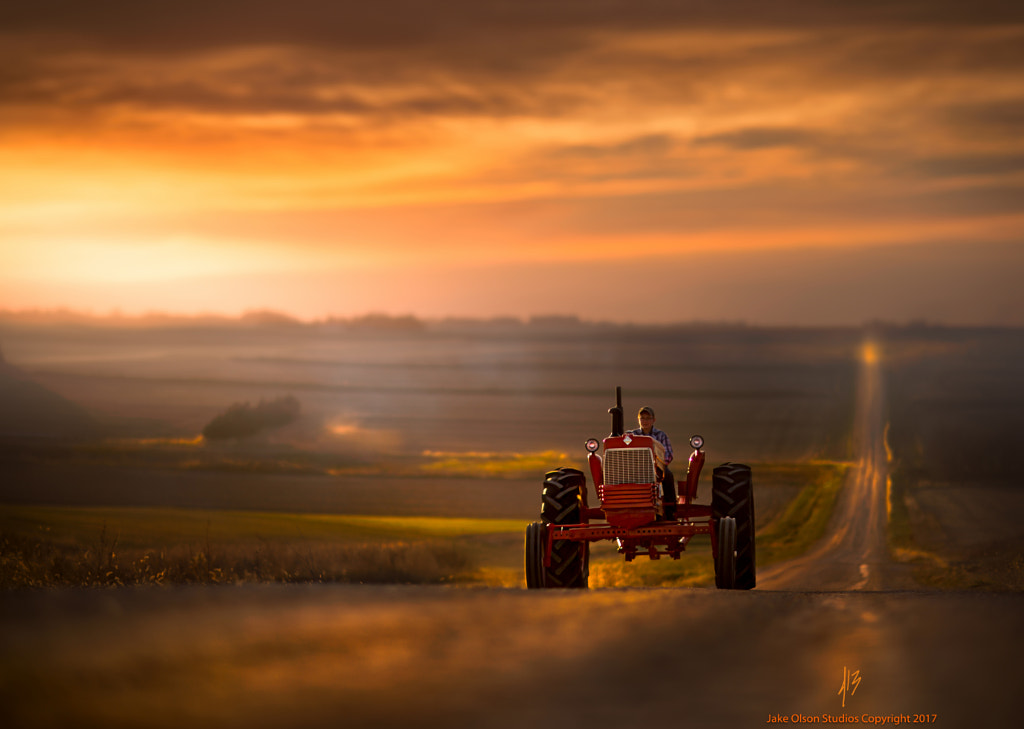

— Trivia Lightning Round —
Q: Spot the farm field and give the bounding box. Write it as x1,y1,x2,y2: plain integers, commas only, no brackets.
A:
3,318,1022,590
1,318,860,587
882,325,1024,590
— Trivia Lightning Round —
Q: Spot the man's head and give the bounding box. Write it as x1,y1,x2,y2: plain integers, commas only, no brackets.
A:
638,406,655,433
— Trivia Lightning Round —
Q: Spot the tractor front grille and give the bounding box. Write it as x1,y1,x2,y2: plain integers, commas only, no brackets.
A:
603,447,657,485
598,482,656,508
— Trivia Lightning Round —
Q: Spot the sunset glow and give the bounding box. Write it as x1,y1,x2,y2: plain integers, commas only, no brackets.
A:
2,2,1023,324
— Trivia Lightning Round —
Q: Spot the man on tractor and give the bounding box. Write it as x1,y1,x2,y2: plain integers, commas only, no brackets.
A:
630,406,677,519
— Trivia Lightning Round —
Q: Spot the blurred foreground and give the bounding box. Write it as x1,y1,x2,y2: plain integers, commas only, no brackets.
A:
1,585,1020,729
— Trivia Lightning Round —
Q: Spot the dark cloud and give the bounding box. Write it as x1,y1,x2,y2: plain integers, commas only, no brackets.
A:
795,26,1024,80
692,127,824,150
688,125,1024,183
942,99,1024,136
4,1,1023,53
550,134,677,159
910,155,1024,178
545,183,1024,238
16,78,543,119
0,36,593,122
4,3,1024,130
898,184,1024,219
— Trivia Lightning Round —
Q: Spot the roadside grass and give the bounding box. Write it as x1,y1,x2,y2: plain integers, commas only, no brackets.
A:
754,461,849,565
0,506,524,589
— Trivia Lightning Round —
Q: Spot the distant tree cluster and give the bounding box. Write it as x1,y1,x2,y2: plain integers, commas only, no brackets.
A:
325,313,424,331
202,395,301,441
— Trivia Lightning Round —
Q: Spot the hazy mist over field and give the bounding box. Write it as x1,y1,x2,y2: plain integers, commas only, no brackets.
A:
0,314,859,455
2,312,1020,519
0,313,866,523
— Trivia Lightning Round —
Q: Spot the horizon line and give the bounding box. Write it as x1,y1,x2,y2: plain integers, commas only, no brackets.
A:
0,307,1018,332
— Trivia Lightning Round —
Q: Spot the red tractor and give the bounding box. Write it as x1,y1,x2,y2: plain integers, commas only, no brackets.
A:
525,387,755,590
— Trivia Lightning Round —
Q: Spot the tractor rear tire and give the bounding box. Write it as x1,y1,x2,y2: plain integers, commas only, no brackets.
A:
539,468,589,589
715,516,737,589
712,462,756,590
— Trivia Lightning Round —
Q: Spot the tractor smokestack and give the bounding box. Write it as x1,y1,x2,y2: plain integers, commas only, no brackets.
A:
609,386,624,437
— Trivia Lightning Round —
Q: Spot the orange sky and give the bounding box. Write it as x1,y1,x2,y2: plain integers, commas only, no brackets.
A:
2,2,1023,324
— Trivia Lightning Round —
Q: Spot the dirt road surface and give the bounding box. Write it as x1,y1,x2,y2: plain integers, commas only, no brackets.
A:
757,342,908,592
2,349,1022,728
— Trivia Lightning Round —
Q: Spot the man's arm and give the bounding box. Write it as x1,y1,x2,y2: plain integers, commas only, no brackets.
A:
650,439,667,466
657,430,674,464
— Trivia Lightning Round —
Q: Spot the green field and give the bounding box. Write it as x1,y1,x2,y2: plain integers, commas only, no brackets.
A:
0,505,525,545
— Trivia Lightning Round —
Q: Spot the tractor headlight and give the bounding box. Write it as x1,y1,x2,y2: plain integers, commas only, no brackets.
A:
585,438,601,453
689,434,704,450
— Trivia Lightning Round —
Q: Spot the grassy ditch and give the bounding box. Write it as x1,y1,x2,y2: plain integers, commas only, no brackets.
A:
754,461,848,565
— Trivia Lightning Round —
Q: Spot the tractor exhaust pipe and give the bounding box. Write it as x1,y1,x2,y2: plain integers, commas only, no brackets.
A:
609,386,624,437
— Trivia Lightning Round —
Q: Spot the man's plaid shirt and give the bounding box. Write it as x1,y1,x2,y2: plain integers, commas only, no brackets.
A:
628,426,674,464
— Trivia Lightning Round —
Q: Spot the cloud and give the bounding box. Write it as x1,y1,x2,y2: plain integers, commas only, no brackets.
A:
4,2,1023,48
3,1,1024,325
692,127,824,150
551,134,677,159
941,99,1024,137
909,155,1024,179
4,6,1023,122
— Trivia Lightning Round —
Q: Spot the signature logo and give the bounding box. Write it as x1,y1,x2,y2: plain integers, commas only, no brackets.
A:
838,666,862,708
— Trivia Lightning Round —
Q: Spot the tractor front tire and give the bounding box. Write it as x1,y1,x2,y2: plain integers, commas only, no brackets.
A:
712,463,756,590
542,467,584,524
538,468,589,589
